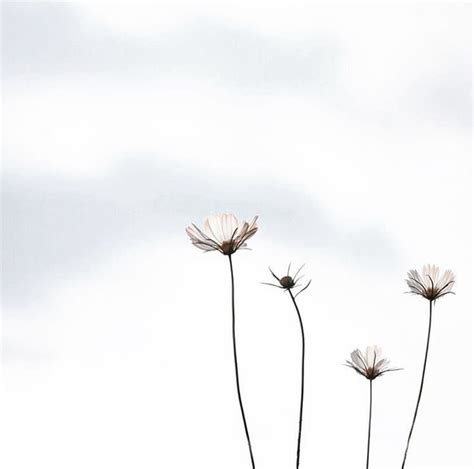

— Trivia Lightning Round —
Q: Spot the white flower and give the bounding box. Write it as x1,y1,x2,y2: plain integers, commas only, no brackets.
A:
406,264,455,301
186,213,258,255
345,346,400,380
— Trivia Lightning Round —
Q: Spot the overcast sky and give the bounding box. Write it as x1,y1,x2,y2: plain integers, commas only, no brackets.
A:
1,3,472,469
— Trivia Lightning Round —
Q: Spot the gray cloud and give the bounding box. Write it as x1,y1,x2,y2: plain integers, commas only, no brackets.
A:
1,339,53,366
2,158,400,309
2,2,338,90
3,3,470,129
411,68,472,129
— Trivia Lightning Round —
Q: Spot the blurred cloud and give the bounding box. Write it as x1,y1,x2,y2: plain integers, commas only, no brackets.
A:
2,159,398,308
2,2,338,91
2,2,471,129
1,338,53,365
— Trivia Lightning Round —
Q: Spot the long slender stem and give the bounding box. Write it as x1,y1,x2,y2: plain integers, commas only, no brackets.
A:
228,255,256,469
366,380,373,469
401,300,433,468
288,290,305,469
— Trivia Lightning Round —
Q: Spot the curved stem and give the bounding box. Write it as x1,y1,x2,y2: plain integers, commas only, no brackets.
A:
228,255,256,469
288,290,305,469
366,380,373,469
401,300,433,468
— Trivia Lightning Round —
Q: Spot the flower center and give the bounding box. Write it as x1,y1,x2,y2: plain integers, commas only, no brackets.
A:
221,241,235,255
279,276,295,289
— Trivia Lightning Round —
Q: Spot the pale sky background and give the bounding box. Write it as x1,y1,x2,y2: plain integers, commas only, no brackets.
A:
1,2,472,469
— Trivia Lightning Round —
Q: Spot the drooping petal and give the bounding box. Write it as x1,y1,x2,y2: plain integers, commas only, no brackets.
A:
192,241,219,252
185,225,203,242
350,350,366,371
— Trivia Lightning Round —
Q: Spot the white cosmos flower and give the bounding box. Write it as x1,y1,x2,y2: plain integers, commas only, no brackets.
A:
345,346,400,380
186,213,258,255
406,264,455,301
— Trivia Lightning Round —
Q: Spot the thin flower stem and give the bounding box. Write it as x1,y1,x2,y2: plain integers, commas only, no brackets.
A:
288,290,305,469
366,380,373,469
228,255,256,469
401,300,433,468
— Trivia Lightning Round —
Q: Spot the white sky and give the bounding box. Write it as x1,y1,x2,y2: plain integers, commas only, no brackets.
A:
1,2,472,469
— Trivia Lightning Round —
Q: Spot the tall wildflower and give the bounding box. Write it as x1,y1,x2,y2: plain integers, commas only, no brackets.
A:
401,265,455,468
346,346,400,469
263,264,311,469
186,213,258,469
